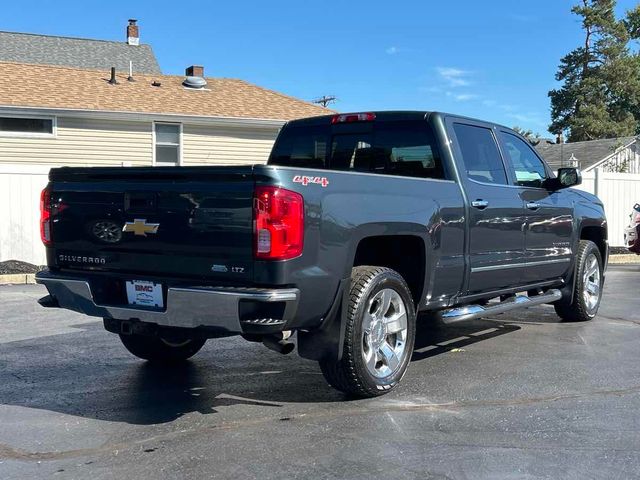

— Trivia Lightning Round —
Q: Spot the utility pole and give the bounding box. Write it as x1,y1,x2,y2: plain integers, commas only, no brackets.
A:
312,95,337,108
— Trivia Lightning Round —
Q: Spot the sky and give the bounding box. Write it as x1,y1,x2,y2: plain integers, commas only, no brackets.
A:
2,0,639,136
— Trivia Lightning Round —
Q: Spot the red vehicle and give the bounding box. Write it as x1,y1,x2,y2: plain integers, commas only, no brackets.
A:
624,204,640,254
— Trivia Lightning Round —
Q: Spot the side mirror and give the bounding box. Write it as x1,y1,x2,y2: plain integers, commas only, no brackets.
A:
554,167,582,189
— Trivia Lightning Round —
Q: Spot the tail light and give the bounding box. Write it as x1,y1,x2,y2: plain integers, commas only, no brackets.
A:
253,186,304,260
40,187,52,245
633,212,640,225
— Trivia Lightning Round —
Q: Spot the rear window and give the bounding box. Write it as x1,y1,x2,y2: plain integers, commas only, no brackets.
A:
269,121,445,179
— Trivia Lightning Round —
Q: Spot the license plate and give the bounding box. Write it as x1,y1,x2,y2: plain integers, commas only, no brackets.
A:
125,280,164,308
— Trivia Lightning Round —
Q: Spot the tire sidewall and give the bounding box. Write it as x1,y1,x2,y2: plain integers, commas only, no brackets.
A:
347,271,416,394
575,242,603,319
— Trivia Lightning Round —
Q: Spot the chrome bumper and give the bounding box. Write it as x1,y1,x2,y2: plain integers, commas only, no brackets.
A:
36,270,299,332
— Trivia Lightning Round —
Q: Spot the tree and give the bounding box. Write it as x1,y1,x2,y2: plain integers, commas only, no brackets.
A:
512,126,542,145
549,0,640,141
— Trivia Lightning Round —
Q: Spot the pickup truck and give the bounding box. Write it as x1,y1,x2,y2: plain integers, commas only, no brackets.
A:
36,111,608,397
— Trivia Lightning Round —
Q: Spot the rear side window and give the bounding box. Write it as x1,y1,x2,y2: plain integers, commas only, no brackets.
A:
269,121,444,179
499,132,548,188
453,123,507,185
269,125,328,168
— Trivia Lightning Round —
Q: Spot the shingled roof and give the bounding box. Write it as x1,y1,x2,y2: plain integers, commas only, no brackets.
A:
0,31,161,74
0,62,331,121
535,136,637,171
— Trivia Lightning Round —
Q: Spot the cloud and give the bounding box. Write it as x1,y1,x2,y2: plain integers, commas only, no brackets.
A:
445,91,478,102
437,67,472,87
385,46,399,55
507,112,546,126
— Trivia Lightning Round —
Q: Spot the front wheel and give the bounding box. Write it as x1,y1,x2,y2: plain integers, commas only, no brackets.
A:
119,333,206,363
319,266,416,398
554,240,603,322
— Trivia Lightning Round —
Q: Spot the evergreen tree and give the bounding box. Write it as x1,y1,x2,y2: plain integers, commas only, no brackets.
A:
549,0,640,141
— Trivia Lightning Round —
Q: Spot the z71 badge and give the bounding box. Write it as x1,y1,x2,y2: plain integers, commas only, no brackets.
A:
293,175,329,187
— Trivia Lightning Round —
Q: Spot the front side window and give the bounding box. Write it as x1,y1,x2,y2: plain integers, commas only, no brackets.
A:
453,123,507,185
154,123,181,166
0,116,54,136
500,132,548,188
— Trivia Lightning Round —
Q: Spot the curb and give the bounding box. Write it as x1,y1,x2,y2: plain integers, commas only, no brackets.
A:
0,273,37,285
608,254,640,265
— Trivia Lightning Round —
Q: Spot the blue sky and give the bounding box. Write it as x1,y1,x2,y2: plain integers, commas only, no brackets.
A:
2,0,638,135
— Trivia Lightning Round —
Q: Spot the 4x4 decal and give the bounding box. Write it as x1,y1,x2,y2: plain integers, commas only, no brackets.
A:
293,175,329,187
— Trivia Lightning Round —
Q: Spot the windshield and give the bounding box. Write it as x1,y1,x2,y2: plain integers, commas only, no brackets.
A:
269,120,445,180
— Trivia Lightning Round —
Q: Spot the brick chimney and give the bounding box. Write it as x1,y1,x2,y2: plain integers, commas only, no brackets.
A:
556,133,564,144
126,19,139,46
186,65,204,77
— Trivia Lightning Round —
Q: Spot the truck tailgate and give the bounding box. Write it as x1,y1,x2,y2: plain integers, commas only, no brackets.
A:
47,166,255,282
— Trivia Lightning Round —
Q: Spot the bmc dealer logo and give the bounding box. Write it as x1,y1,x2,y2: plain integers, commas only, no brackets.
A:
293,175,329,187
135,284,154,292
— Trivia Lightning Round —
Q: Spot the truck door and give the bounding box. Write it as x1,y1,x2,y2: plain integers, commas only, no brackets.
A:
448,120,526,294
497,130,573,283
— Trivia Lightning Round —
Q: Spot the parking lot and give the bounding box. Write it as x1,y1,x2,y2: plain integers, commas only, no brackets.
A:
0,265,638,479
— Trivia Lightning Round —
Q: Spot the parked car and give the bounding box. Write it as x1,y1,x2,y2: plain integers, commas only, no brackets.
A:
35,111,608,397
624,203,640,254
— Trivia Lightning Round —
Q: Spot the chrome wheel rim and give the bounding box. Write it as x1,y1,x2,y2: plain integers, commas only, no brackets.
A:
92,221,122,243
362,288,408,378
583,253,601,312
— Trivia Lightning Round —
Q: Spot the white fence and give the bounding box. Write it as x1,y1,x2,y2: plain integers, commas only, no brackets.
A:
0,165,50,265
0,165,639,266
578,170,640,248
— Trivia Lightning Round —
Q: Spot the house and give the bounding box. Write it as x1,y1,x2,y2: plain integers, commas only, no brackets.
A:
535,136,640,174
0,20,161,74
0,22,330,265
0,61,328,168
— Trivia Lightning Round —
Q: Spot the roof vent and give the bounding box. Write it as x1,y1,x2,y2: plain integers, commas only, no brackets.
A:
183,65,207,89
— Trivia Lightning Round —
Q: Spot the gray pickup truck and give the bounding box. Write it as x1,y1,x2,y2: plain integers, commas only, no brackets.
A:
36,111,608,397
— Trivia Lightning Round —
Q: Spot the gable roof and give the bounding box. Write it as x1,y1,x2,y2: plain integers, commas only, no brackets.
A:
0,31,161,74
535,136,637,171
0,62,331,121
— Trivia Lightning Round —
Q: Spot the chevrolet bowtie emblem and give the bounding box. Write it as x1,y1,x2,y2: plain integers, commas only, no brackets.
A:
123,219,160,236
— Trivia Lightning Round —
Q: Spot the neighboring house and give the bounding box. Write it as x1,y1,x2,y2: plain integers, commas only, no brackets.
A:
0,20,161,74
535,136,640,174
0,61,328,168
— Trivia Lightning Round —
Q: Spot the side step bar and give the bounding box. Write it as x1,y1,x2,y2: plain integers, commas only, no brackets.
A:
441,289,562,324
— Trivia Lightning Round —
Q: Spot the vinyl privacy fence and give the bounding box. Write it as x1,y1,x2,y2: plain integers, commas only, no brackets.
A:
0,164,50,265
0,165,639,265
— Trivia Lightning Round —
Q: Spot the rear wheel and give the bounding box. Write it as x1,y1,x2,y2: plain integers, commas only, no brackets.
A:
319,266,416,397
554,240,603,322
119,334,206,363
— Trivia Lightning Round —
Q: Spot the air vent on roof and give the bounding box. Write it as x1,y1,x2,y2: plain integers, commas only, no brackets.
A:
183,65,207,89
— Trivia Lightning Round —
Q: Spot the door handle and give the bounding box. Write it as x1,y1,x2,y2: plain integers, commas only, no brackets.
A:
471,199,489,210
526,202,540,210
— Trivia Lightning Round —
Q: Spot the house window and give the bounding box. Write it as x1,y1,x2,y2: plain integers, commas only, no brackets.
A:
154,123,181,166
0,116,55,137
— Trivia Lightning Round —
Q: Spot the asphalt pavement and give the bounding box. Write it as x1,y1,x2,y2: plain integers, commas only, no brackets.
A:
1,265,639,479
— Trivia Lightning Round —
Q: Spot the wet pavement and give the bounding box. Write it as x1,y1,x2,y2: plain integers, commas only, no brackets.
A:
1,265,639,479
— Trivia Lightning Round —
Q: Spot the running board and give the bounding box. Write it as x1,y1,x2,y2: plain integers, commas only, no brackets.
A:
441,289,562,324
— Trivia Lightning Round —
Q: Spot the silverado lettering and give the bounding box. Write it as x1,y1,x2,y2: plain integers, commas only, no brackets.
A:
36,111,608,398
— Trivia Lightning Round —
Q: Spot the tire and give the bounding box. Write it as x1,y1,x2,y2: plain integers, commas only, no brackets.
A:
319,266,416,398
119,334,206,363
554,240,603,322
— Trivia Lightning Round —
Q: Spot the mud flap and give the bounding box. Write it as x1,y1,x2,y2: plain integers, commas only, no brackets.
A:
297,278,350,362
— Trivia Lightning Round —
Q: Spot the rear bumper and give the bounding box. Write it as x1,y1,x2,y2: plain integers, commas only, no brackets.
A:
35,270,299,333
